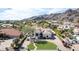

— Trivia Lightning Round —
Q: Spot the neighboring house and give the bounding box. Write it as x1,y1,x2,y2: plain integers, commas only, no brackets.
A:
51,21,60,26
74,23,79,35
73,27,79,35
57,25,63,30
58,22,74,30
0,28,22,39
1,24,13,28
34,27,55,39
71,35,79,44
75,36,79,43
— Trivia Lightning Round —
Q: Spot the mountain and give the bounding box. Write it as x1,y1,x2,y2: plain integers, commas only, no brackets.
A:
23,8,79,22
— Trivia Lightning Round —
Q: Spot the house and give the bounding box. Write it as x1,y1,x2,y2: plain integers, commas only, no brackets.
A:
73,27,79,35
65,34,79,45
76,36,79,43
51,21,60,26
0,28,22,39
1,24,13,28
58,22,74,30
57,25,63,30
34,27,55,39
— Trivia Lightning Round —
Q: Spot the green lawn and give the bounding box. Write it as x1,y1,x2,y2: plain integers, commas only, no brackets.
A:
28,43,35,50
35,41,57,50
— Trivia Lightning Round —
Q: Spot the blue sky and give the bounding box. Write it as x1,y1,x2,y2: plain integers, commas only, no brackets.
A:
0,8,69,20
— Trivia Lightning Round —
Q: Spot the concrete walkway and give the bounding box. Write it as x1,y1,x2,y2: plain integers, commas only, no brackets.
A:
33,43,37,50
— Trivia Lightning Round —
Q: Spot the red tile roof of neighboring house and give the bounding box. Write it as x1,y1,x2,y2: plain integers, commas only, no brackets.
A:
0,28,22,37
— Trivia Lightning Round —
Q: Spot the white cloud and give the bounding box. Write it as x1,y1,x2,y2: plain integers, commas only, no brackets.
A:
0,8,69,20
0,8,45,20
0,8,53,20
48,8,69,14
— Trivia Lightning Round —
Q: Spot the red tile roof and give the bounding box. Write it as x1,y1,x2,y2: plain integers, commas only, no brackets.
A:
0,28,22,37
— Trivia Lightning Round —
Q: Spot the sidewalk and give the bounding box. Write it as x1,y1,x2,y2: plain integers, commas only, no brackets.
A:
33,43,37,50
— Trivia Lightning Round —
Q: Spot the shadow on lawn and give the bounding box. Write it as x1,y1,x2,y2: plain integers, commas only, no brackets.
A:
35,41,47,44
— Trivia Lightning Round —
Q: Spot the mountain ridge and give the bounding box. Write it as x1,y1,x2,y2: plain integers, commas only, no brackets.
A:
23,8,79,22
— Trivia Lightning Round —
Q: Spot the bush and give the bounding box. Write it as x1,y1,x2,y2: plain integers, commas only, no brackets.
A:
28,43,35,50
